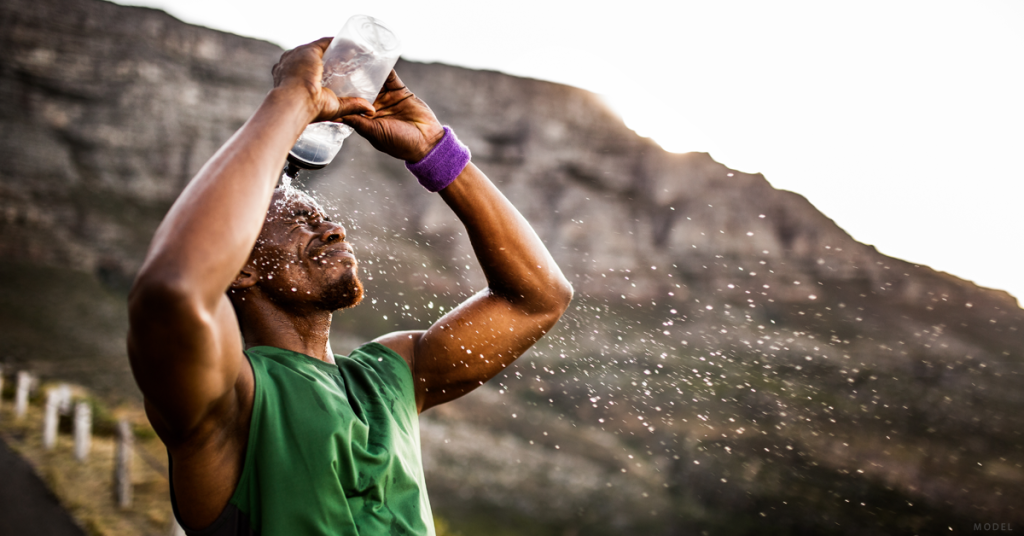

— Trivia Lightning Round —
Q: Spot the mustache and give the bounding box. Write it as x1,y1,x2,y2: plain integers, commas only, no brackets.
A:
309,242,355,261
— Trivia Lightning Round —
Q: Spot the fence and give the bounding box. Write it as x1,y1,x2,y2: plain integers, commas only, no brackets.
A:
0,368,186,536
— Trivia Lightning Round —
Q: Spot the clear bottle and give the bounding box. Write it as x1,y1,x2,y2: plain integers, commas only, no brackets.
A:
287,15,402,172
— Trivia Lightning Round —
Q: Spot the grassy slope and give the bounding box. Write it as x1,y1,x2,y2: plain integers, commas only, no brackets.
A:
0,262,138,401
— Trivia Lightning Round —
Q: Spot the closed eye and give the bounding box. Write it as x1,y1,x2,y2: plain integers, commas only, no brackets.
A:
288,210,332,232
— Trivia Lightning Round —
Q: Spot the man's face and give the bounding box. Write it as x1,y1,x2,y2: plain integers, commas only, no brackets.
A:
247,188,363,311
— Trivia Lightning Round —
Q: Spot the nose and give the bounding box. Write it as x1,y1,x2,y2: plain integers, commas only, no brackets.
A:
320,222,346,244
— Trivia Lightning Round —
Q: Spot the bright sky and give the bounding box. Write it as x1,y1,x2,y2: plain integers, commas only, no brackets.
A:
116,0,1024,305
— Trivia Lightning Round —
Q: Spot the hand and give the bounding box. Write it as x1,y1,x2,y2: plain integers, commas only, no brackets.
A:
340,70,445,162
272,38,374,123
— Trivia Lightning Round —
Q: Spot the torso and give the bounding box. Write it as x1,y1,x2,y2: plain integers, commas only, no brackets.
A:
163,343,431,535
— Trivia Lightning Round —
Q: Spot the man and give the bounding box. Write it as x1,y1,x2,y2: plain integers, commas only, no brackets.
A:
127,38,572,535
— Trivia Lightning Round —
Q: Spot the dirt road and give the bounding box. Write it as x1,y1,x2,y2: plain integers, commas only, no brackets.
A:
0,435,86,536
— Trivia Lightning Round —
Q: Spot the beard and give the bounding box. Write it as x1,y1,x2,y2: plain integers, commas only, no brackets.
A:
316,270,364,311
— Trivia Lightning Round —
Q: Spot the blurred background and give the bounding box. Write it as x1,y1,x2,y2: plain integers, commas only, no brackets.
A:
0,0,1021,534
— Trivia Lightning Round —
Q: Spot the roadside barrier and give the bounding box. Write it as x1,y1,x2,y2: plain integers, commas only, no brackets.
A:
0,368,180,533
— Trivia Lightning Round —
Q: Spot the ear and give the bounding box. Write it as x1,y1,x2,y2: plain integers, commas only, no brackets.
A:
230,266,260,290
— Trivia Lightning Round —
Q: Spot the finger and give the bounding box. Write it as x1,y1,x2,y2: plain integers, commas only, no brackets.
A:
335,96,375,118
382,70,400,88
339,113,377,138
315,93,374,123
288,37,331,60
274,38,332,85
381,70,407,91
309,37,333,54
382,70,413,96
372,70,413,108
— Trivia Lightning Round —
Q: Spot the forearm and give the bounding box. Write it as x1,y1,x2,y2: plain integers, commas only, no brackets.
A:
134,88,314,304
343,72,572,408
439,163,572,313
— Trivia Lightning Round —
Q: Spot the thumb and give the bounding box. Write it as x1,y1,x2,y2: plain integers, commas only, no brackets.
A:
335,96,375,117
316,94,374,122
340,113,378,138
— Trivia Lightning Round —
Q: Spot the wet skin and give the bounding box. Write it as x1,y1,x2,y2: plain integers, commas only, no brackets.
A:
127,38,572,529
233,191,364,345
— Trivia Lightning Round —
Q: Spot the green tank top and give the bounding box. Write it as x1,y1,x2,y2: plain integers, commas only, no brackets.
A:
171,343,435,536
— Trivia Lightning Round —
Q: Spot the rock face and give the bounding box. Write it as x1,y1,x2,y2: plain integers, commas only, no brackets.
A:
2,0,1022,534
0,0,278,279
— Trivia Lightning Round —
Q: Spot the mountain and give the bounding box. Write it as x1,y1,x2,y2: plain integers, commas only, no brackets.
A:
1,0,1021,534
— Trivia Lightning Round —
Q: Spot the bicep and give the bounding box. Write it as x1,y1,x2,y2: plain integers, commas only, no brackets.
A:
127,291,246,443
411,289,563,411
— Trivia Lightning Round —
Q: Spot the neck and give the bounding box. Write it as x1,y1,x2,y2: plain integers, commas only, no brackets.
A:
235,294,336,363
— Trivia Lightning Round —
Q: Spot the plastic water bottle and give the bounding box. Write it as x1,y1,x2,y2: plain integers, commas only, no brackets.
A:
287,15,401,171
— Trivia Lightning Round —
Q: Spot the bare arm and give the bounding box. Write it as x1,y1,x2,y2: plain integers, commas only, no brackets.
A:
127,39,373,441
346,72,572,412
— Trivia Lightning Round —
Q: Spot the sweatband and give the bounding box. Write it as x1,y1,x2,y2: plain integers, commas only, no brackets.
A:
406,126,471,192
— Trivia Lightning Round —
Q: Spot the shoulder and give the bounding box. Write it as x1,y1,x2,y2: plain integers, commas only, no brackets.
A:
370,330,423,372
345,341,414,388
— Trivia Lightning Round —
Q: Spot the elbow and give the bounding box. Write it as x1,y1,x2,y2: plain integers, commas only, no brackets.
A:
535,273,573,320
493,269,574,319
531,277,573,332
552,276,574,314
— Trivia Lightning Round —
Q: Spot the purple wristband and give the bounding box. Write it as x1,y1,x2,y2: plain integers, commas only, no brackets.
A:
406,126,471,192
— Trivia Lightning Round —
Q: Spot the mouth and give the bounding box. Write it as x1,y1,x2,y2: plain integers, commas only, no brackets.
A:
310,244,356,265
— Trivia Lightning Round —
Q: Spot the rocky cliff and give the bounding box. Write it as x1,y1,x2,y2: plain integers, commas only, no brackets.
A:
1,0,1022,534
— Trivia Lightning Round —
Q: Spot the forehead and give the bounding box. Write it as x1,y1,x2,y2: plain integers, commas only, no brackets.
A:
266,188,326,221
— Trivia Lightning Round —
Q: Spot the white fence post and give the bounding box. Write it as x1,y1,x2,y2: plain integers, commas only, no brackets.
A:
115,419,133,509
43,389,61,449
14,371,32,421
42,384,70,450
57,384,71,414
168,518,187,536
74,401,92,462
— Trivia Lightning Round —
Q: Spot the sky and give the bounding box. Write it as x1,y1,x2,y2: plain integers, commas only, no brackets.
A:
116,0,1024,305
